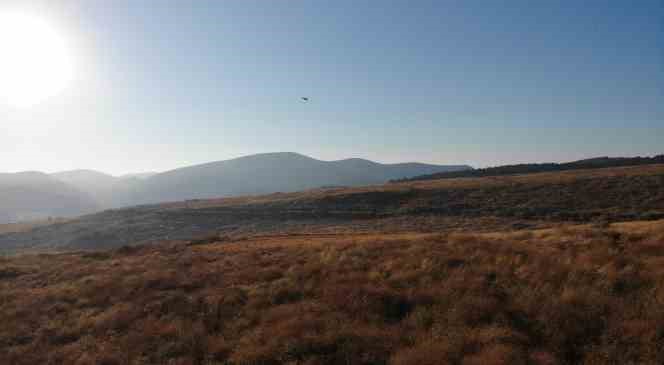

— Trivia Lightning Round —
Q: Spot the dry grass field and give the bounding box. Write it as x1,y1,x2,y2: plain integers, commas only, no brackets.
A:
2,220,664,364
2,164,663,253
159,164,664,210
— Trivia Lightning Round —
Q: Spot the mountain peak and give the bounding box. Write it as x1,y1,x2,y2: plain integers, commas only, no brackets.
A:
1,152,471,220
52,169,115,179
134,152,470,204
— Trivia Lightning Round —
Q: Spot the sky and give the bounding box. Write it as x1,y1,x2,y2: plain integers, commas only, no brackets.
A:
0,0,662,175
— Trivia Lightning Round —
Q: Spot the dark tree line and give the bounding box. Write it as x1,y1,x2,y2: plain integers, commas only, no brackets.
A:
394,155,664,182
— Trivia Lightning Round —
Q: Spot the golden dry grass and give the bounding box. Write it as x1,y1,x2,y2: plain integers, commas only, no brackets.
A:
1,220,664,364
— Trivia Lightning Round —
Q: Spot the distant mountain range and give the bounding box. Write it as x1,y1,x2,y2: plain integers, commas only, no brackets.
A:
0,152,470,223
50,169,154,208
2,162,663,253
130,152,470,205
0,172,99,223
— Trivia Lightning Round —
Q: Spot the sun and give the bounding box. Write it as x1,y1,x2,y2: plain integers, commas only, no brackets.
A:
0,12,74,108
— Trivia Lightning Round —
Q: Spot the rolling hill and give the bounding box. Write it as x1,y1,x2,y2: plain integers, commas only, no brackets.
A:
2,163,662,253
50,153,471,208
395,154,664,182
50,169,145,208
0,172,99,224
2,164,664,364
2,152,469,226
130,152,471,205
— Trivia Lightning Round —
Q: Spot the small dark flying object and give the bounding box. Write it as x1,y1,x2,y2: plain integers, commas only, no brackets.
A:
301,97,309,102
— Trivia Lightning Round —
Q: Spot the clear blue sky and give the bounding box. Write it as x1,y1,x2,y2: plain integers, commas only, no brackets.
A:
1,0,662,175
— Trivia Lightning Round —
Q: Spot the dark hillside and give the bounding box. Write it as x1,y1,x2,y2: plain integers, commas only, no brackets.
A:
1,164,663,253
395,155,664,182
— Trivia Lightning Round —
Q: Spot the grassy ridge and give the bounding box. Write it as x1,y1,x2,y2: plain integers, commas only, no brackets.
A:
2,164,664,253
394,155,664,182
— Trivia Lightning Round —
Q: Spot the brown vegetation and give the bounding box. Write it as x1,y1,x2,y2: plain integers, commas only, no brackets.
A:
2,220,664,364
2,164,663,253
394,155,664,182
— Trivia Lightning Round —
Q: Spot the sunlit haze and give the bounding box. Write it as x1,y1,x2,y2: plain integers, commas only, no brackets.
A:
1,0,662,175
0,11,74,108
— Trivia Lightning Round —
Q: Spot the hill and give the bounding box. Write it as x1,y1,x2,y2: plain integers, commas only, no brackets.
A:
2,163,663,364
395,154,664,182
2,164,662,253
0,172,99,224
2,220,663,364
50,169,144,208
118,172,158,180
51,170,118,191
131,152,471,205
1,153,467,220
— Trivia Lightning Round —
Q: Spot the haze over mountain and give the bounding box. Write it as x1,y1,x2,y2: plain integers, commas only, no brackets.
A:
8,152,664,226
2,163,663,253
0,172,99,224
1,153,469,223
51,170,119,203
50,169,150,208
130,152,471,205
118,172,158,180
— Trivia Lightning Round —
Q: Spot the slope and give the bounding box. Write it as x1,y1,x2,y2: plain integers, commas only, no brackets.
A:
2,221,663,364
0,172,99,224
132,152,470,204
396,154,664,182
1,164,662,253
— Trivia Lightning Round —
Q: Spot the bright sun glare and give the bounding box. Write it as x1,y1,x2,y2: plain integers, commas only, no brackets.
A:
0,12,73,108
